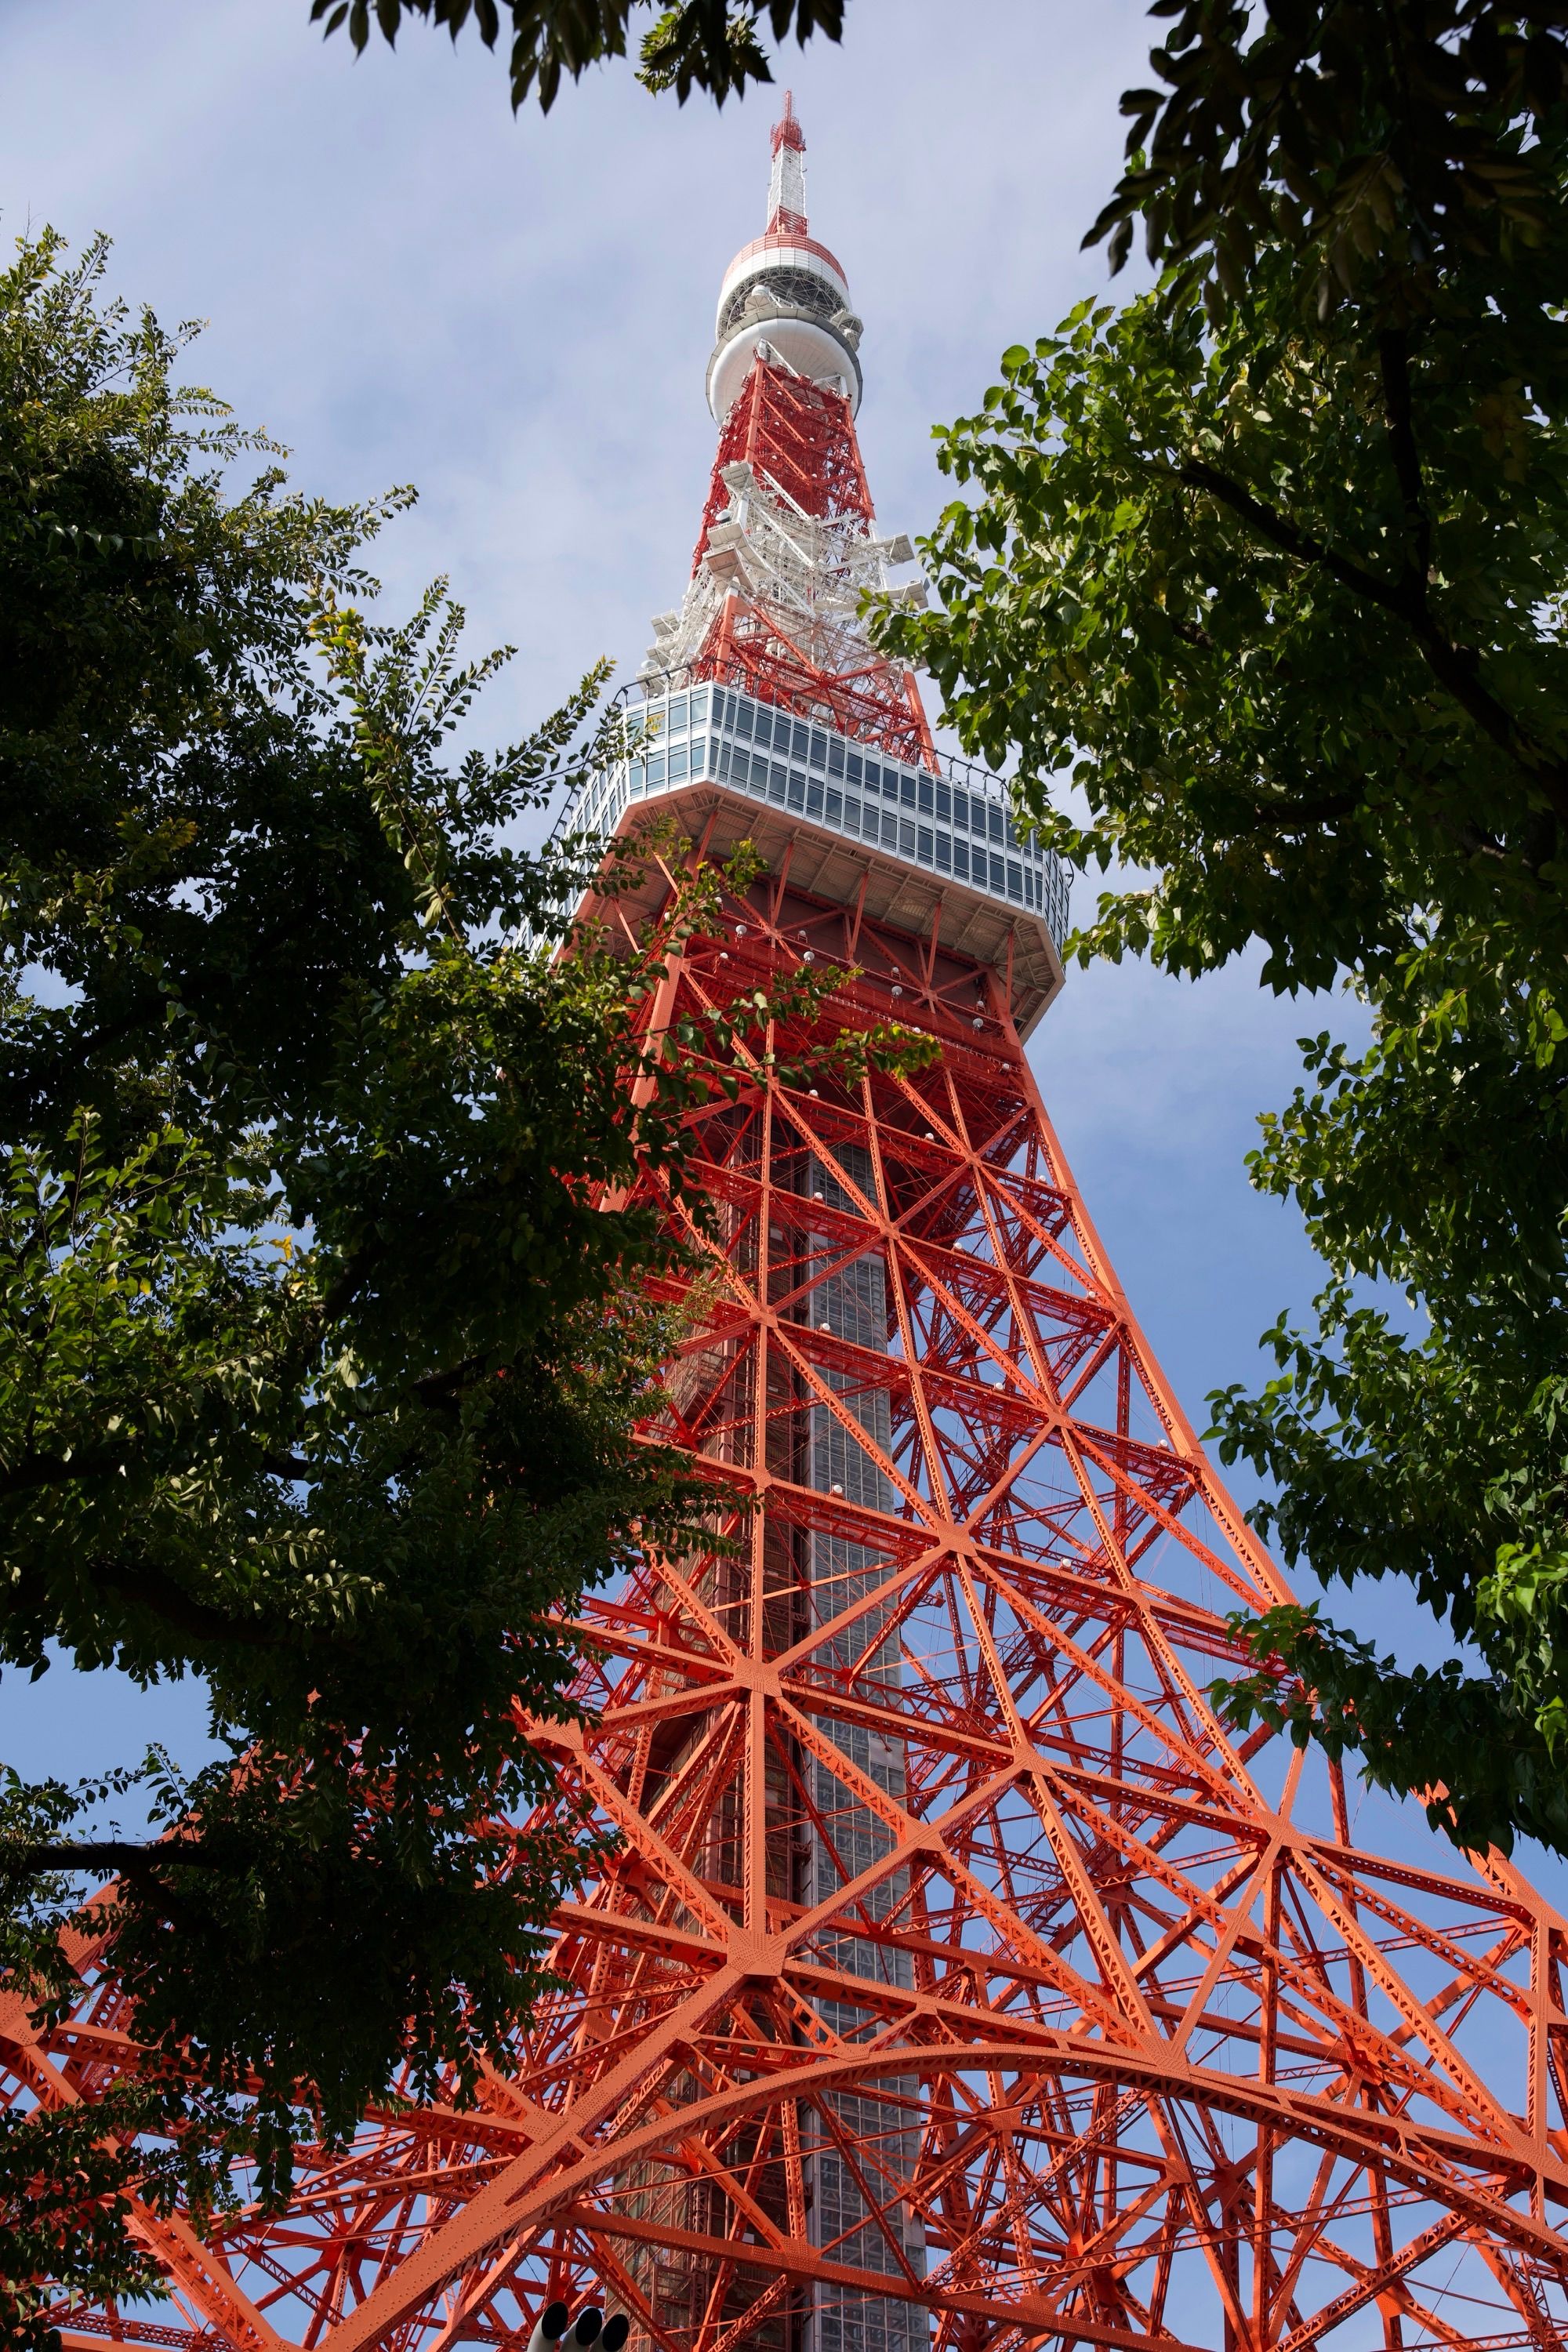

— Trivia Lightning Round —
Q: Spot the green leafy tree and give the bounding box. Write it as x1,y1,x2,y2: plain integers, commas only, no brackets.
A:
300,0,1568,162
0,227,913,2341
881,6,1568,1858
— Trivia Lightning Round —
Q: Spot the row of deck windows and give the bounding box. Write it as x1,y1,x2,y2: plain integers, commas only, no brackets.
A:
566,683,1069,936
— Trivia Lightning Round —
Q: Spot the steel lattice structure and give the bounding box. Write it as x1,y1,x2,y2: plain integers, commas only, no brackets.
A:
25,94,1568,2352
688,354,931,771
692,360,873,557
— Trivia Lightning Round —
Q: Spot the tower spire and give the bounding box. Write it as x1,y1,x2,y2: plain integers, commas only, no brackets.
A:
767,89,808,235
705,102,861,425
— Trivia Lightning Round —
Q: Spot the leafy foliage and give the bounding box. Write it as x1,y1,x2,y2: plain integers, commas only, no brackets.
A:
1087,2,1568,315
0,226,913,2340
880,34,1568,1855
307,0,843,111
0,2088,192,2351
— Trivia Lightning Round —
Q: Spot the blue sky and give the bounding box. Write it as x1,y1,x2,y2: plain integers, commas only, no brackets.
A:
1,0,1523,1887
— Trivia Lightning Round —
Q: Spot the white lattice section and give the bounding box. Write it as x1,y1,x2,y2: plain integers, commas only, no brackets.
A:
645,437,922,683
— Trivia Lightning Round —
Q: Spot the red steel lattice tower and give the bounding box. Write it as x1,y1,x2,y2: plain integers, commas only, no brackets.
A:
27,99,1568,2352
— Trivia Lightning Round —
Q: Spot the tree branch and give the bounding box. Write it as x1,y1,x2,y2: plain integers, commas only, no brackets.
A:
93,1560,278,1650
1377,326,1433,589
1174,456,1568,829
1169,615,1218,652
259,1453,314,1480
316,1240,384,1327
411,1354,485,1407
2,1441,309,1498
1232,792,1363,833
0,1446,125,1499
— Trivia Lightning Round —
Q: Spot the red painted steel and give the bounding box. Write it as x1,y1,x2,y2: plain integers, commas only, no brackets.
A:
692,354,873,557
696,577,935,771
25,880,1568,2350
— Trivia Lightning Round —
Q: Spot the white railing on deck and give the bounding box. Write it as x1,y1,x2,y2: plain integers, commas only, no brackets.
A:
533,664,1071,945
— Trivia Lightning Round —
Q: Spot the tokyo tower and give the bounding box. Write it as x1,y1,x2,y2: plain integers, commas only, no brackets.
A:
28,96,1568,2352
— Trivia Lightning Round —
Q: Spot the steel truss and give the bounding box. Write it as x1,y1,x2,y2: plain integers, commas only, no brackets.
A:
666,355,931,770
694,354,873,549
27,856,1568,2352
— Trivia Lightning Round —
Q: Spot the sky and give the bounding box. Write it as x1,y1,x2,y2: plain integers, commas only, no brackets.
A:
0,0,1537,1889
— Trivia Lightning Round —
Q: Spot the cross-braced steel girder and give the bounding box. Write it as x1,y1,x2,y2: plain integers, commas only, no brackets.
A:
24,854,1568,2352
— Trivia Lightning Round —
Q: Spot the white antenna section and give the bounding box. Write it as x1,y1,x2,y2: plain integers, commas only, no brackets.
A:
767,89,808,232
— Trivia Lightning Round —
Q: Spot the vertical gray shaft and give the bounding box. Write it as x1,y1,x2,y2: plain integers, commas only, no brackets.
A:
802,1146,928,2352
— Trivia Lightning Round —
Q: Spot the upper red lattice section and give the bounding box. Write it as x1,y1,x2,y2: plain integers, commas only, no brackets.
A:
692,353,872,571
696,597,935,770
771,89,804,155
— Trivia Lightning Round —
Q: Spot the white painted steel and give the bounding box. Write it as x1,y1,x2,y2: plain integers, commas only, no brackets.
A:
546,678,1069,944
716,238,850,330
708,315,861,422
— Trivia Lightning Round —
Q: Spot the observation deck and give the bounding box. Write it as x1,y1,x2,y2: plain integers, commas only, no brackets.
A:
550,666,1069,1039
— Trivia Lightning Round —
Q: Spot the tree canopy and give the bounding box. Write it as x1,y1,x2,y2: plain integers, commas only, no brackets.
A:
1089,2,1568,309
880,7,1568,1857
0,227,903,2343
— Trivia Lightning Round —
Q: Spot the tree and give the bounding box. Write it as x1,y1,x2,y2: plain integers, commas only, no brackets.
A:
0,227,902,2343
879,6,1568,1859
301,0,1568,165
